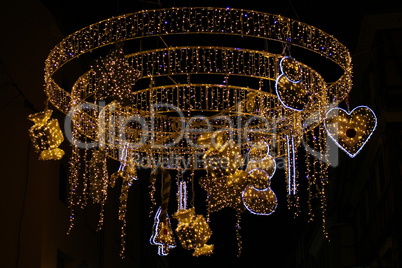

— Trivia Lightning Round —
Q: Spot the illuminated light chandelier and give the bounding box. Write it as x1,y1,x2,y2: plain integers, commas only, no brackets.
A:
28,7,378,257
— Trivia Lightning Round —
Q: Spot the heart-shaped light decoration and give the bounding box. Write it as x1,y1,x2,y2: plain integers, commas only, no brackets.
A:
324,106,377,158
275,57,309,111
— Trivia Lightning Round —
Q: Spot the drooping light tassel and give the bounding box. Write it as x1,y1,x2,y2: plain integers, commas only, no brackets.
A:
178,180,188,211
286,135,292,196
67,144,80,235
205,169,211,223
319,164,329,240
67,124,81,235
190,168,196,208
149,168,158,217
318,124,330,240
118,176,134,258
80,146,89,209
110,144,138,257
292,136,300,215
305,134,315,222
236,211,242,258
98,150,109,230
286,134,298,211
88,148,109,230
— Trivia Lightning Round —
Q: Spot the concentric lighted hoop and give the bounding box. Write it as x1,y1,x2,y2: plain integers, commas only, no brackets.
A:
45,7,353,170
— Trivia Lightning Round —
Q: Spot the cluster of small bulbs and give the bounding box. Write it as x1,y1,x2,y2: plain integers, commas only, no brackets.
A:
92,46,140,102
276,56,309,111
173,207,214,257
28,110,64,160
324,106,378,158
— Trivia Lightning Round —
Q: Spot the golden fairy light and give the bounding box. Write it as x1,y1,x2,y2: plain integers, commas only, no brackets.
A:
28,109,64,160
30,7,377,257
173,207,214,256
324,106,377,158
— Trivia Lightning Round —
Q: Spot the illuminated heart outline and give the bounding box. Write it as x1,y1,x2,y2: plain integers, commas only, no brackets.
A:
324,106,377,158
275,56,309,111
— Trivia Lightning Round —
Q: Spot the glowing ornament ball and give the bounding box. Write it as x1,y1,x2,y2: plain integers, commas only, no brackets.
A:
242,183,277,216
28,110,64,160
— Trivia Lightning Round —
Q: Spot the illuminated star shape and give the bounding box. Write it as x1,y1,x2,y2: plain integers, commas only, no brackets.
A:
92,47,140,101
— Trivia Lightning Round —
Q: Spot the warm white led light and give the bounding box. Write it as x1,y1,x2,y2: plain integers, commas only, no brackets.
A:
324,106,377,158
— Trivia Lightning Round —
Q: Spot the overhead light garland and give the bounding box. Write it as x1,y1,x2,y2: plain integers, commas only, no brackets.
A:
29,7,377,257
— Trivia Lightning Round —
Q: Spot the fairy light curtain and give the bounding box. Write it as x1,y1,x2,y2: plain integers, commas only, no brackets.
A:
28,7,377,257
